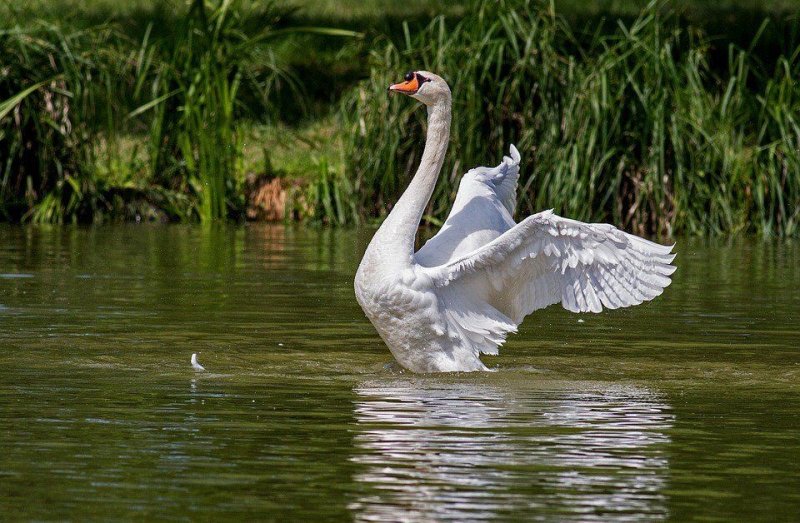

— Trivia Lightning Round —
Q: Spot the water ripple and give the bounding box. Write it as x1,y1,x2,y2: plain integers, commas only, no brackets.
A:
349,379,674,522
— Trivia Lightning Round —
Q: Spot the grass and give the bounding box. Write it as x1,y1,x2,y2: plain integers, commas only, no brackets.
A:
340,0,800,236
132,0,256,222
1,0,359,223
0,23,130,223
0,0,799,235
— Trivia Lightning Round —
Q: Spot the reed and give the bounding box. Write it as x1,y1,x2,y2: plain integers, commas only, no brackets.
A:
0,23,127,223
1,0,797,233
129,0,359,222
340,0,800,236
129,0,254,222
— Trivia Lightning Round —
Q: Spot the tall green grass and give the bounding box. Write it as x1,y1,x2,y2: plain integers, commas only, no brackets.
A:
1,0,798,234
341,0,800,236
130,0,358,222
130,0,275,222
0,24,126,223
1,0,357,223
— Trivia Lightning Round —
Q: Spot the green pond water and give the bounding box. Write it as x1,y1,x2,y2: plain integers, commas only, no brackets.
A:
1,224,798,521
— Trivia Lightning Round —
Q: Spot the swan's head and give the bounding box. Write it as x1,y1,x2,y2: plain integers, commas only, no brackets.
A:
389,70,450,106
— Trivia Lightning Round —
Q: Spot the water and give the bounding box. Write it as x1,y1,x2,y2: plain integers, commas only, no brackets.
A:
1,224,798,521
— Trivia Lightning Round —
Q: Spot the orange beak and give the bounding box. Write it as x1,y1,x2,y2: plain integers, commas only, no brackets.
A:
388,76,420,95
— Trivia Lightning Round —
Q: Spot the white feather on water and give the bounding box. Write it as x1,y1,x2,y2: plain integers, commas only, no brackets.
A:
191,353,205,372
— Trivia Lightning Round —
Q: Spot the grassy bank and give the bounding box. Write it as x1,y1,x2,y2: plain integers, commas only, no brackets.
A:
1,0,360,222
1,0,799,235
342,1,800,236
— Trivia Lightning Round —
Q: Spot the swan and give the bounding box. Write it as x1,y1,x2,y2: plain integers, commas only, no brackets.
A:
354,71,676,373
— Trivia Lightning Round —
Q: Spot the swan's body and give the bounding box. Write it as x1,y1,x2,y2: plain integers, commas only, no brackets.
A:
355,71,675,373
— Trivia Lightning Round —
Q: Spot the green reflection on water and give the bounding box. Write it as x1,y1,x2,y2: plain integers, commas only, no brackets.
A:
0,225,798,520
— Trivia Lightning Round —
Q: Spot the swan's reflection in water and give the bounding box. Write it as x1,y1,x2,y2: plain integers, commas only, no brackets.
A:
349,378,674,522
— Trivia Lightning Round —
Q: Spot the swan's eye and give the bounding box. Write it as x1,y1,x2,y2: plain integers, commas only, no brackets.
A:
416,73,431,84
404,71,414,82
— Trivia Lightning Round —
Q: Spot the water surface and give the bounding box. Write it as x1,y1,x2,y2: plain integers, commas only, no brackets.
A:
1,225,798,520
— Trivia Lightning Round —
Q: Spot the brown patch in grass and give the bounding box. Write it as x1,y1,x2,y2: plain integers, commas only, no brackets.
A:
246,175,286,221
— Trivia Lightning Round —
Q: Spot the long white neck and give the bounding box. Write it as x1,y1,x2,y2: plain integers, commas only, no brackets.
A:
372,97,452,263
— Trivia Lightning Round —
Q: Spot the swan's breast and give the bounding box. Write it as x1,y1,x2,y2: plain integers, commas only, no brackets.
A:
355,263,491,372
356,265,448,350
356,268,437,324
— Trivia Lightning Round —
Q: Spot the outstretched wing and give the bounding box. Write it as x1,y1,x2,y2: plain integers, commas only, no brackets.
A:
424,210,676,327
415,145,520,268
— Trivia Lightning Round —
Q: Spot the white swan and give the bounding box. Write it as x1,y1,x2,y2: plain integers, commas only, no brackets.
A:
354,71,676,373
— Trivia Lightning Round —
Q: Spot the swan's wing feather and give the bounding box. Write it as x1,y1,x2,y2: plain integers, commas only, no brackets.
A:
462,143,520,215
424,210,676,325
415,145,520,267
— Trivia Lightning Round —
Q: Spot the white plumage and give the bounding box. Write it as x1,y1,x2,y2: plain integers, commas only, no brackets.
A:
355,71,675,373
191,353,205,372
